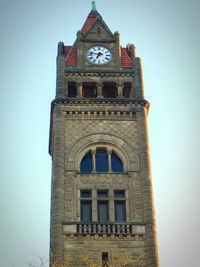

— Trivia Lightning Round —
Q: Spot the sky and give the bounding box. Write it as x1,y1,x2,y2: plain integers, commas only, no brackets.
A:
0,0,199,266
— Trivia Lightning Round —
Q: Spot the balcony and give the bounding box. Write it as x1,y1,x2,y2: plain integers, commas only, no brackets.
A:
63,222,145,236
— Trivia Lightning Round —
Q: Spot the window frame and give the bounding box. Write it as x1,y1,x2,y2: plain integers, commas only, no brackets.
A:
80,190,92,222
114,190,126,222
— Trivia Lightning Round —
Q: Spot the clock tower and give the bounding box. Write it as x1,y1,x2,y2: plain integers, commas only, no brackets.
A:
49,2,159,266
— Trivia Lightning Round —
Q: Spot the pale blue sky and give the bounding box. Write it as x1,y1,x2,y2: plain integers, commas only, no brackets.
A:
0,0,199,266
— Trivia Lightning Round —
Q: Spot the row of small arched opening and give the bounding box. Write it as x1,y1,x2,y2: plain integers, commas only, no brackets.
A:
80,147,124,173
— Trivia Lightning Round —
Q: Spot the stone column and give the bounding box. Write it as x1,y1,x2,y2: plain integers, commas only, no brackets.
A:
109,190,115,221
137,106,159,267
50,106,65,265
65,80,68,97
116,82,124,98
97,82,103,98
107,148,112,172
56,42,65,99
76,82,83,97
114,31,121,67
91,148,96,172
92,189,98,221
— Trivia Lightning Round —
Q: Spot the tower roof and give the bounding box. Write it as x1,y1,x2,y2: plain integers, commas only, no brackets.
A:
64,2,133,69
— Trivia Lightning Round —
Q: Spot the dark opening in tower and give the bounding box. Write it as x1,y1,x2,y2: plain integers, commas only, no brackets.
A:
102,252,109,266
123,82,132,98
68,82,77,97
83,82,97,97
102,82,117,98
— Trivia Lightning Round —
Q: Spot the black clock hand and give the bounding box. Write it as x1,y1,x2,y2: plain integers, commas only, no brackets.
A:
96,52,103,59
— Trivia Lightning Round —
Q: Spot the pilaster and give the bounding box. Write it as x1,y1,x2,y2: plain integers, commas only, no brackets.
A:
137,107,159,267
133,57,144,99
50,106,65,265
56,42,65,98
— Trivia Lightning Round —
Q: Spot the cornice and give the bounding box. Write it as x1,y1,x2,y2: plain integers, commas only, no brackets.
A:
51,98,150,110
64,69,135,75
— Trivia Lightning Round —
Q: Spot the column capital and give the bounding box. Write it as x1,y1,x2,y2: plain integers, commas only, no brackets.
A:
76,82,83,87
107,148,112,155
91,148,96,154
97,82,103,88
116,82,124,87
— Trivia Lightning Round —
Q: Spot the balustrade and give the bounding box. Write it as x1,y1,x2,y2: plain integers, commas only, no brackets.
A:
63,222,145,236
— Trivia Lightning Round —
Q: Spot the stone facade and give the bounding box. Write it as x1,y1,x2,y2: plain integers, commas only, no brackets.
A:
49,5,159,267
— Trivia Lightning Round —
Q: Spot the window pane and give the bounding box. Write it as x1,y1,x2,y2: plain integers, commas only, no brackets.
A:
80,152,92,172
111,153,123,172
81,201,92,222
96,149,108,172
97,190,108,198
98,201,109,221
115,201,126,221
81,190,91,198
114,190,125,198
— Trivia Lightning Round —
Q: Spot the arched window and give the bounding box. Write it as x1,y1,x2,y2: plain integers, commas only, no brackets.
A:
80,152,92,173
80,148,124,173
111,153,123,172
96,148,108,172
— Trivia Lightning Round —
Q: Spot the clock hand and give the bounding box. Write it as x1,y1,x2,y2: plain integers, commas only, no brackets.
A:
89,52,99,57
96,52,103,59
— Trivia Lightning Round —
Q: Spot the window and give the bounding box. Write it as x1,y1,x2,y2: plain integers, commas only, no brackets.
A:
80,152,92,173
102,252,109,267
80,190,92,222
79,190,127,224
80,147,124,173
111,153,123,172
97,190,108,198
96,149,108,172
97,190,109,222
114,190,126,221
98,201,109,221
81,190,92,198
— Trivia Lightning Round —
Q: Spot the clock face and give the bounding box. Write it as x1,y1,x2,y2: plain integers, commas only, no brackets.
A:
86,46,112,65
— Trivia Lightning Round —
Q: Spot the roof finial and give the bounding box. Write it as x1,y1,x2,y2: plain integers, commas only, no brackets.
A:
91,1,97,11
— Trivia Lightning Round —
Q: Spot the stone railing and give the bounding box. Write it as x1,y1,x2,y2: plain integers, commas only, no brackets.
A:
63,222,145,236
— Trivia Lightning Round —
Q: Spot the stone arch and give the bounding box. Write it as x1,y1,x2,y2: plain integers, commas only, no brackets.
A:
65,133,140,172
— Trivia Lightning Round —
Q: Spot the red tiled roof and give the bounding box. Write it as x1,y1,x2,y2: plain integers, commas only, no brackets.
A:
65,45,132,69
65,43,77,67
64,46,72,56
81,17,96,33
121,47,132,68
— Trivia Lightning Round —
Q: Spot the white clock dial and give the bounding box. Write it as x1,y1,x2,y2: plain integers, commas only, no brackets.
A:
86,46,112,65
